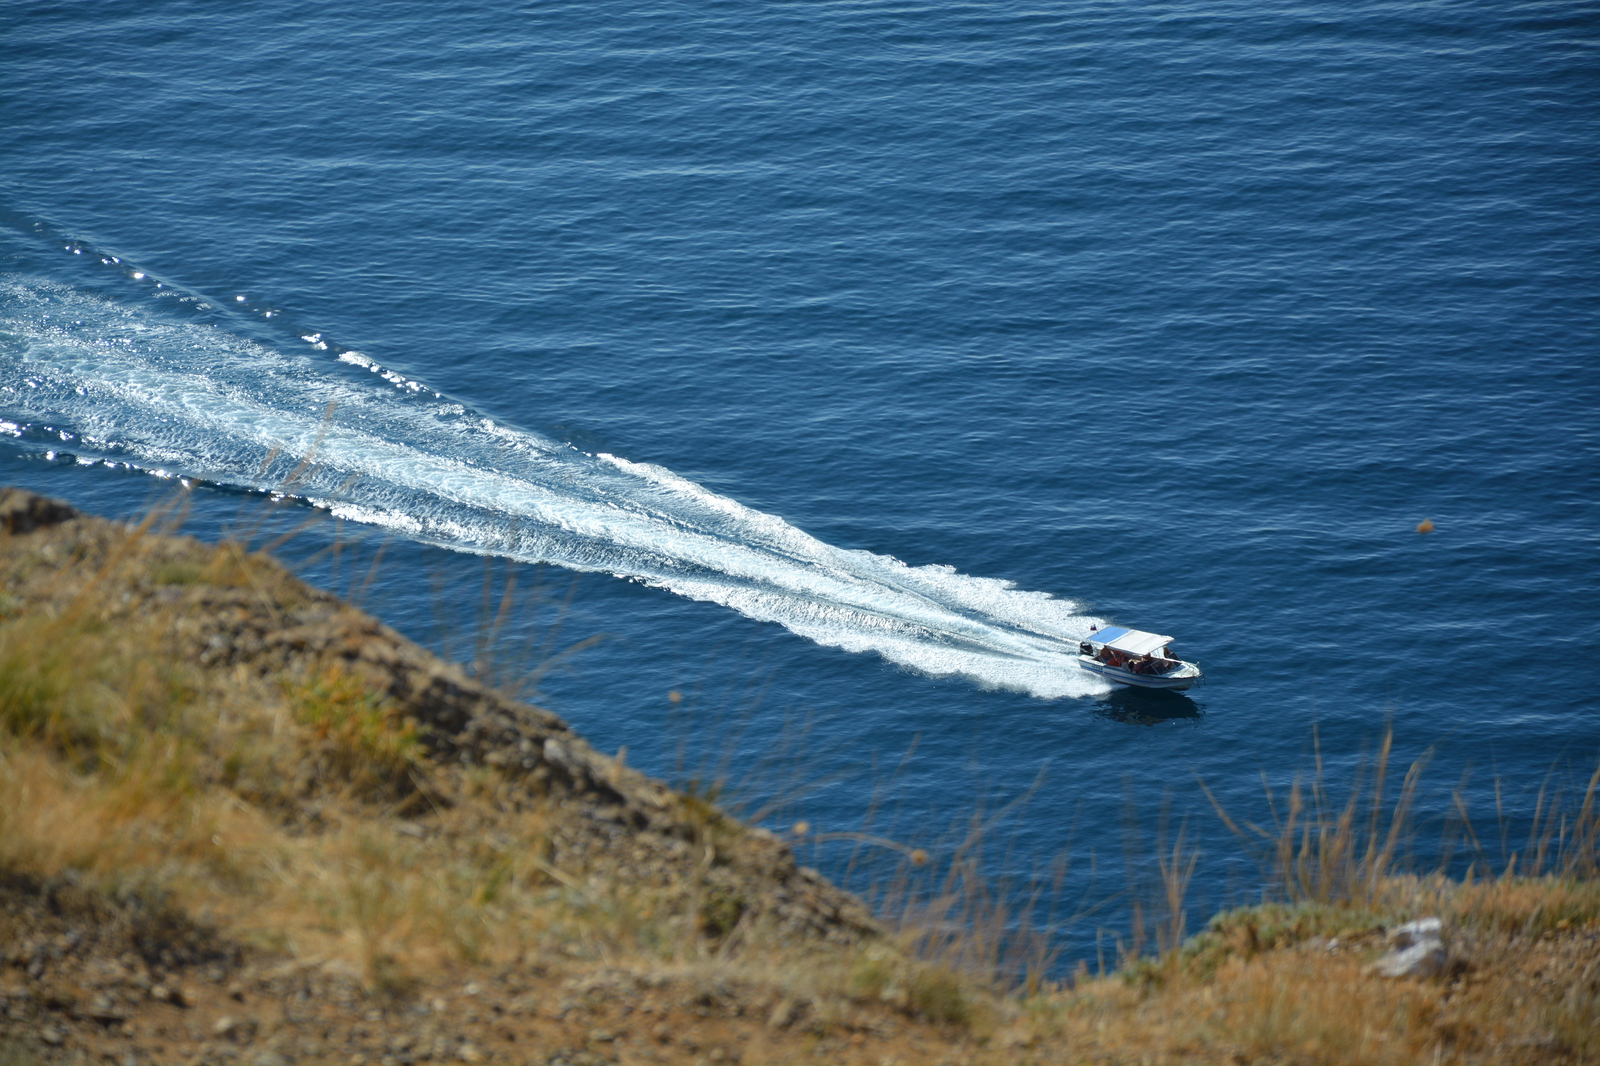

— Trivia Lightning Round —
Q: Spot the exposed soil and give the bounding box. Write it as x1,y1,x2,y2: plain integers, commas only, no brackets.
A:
0,870,963,1066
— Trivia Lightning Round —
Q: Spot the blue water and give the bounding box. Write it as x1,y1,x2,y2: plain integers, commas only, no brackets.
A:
3,0,1597,961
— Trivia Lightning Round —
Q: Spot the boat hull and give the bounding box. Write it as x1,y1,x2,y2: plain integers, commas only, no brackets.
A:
1078,656,1200,692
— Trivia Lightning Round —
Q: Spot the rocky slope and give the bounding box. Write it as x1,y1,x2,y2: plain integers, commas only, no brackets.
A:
1,487,1595,1066
0,487,873,945
0,488,951,1066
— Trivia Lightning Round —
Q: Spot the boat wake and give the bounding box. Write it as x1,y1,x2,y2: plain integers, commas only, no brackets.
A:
0,274,1105,698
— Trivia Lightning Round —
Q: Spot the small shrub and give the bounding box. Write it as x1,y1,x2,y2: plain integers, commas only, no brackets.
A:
848,953,973,1028
0,609,192,768
284,664,421,797
850,954,894,998
700,888,746,938
153,560,204,586
906,964,971,1027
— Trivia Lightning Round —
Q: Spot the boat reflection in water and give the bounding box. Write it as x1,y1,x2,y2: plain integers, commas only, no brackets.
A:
1091,686,1203,727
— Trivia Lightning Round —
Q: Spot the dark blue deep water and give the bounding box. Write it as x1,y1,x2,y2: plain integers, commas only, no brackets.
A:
3,0,1597,962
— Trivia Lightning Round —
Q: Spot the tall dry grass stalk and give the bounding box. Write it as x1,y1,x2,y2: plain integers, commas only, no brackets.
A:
1200,727,1600,913
431,555,605,703
1197,728,1426,906
1114,784,1203,966
1465,760,1600,881
821,767,1093,1002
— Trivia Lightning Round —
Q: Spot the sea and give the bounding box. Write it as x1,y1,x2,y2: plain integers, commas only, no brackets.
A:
2,0,1596,967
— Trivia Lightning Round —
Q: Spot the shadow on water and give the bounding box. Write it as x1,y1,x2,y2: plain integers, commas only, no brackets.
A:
1090,686,1203,727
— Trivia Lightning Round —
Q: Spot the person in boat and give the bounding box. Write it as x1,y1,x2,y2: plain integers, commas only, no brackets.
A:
1145,646,1173,673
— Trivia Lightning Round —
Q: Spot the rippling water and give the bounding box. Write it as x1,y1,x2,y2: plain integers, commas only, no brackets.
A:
2,0,1596,960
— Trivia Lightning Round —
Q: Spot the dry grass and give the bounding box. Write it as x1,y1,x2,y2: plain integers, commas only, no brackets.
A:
0,516,680,988
1001,733,1600,1065
1000,870,1600,1065
1,493,1596,1065
854,805,1075,1008
0,499,1005,1065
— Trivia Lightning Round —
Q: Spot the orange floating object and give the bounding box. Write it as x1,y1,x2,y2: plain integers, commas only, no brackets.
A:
1416,519,1434,533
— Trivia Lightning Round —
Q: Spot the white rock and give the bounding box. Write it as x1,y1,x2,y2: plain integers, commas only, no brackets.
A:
1389,917,1442,948
1372,941,1449,978
1371,916,1448,978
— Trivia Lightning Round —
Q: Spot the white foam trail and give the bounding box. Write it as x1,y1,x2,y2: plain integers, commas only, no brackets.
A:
0,277,1109,697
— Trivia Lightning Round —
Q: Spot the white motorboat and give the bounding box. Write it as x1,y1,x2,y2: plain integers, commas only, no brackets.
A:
1077,626,1202,691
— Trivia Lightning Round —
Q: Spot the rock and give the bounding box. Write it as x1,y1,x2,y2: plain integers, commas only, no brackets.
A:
0,488,77,535
1371,916,1449,978
1372,940,1449,978
767,998,797,1029
1390,916,1442,947
89,992,128,1023
149,983,189,1005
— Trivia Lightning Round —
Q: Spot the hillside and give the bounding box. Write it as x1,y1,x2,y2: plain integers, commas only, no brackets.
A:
0,487,1595,1066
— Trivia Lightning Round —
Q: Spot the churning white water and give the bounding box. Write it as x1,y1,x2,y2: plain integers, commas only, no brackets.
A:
0,277,1106,697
